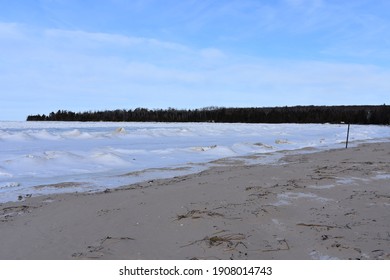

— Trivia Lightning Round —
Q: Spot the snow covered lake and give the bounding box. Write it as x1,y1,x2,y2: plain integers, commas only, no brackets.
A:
1,121,389,203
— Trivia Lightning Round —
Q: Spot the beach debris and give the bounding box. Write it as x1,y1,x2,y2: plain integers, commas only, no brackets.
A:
181,232,246,250
97,208,121,216
296,223,340,229
16,193,32,201
207,234,246,247
248,191,271,198
71,236,135,259
0,205,37,222
175,209,224,221
262,239,290,252
34,182,86,189
101,236,135,242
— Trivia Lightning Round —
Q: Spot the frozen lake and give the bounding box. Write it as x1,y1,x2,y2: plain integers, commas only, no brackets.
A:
1,121,389,203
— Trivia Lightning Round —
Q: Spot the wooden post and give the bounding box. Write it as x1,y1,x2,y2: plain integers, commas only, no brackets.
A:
346,123,350,148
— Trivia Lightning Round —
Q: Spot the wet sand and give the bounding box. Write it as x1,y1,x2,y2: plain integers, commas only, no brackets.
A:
1,142,389,259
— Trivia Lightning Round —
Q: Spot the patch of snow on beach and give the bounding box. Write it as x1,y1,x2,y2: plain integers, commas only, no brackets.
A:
272,192,332,206
310,250,339,260
373,173,390,180
307,184,336,190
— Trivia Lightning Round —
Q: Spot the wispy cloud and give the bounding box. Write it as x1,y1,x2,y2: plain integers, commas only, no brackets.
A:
1,0,390,120
0,22,24,39
44,28,191,53
2,23,389,110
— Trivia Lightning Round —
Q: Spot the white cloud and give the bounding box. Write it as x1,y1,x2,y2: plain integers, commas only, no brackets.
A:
44,28,190,52
1,21,389,120
200,48,226,60
0,22,25,39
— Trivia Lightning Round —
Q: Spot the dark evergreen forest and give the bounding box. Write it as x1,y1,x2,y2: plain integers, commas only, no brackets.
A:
27,105,390,124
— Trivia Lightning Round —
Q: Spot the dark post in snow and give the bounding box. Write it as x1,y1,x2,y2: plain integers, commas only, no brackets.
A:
345,123,350,149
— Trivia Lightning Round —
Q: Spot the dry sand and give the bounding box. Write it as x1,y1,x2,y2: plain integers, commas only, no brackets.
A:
0,142,389,260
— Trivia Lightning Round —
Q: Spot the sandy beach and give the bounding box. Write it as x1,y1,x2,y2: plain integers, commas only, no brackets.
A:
0,142,389,260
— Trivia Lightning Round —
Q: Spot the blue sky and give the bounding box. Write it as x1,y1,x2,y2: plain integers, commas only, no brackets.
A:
1,0,390,120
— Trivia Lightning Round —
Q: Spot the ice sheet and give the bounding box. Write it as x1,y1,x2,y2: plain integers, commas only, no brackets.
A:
1,121,389,202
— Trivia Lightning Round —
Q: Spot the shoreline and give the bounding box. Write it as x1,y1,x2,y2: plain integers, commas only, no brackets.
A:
1,141,389,259
2,121,389,203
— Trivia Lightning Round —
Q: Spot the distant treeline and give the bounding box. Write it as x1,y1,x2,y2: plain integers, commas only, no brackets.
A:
27,105,390,124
